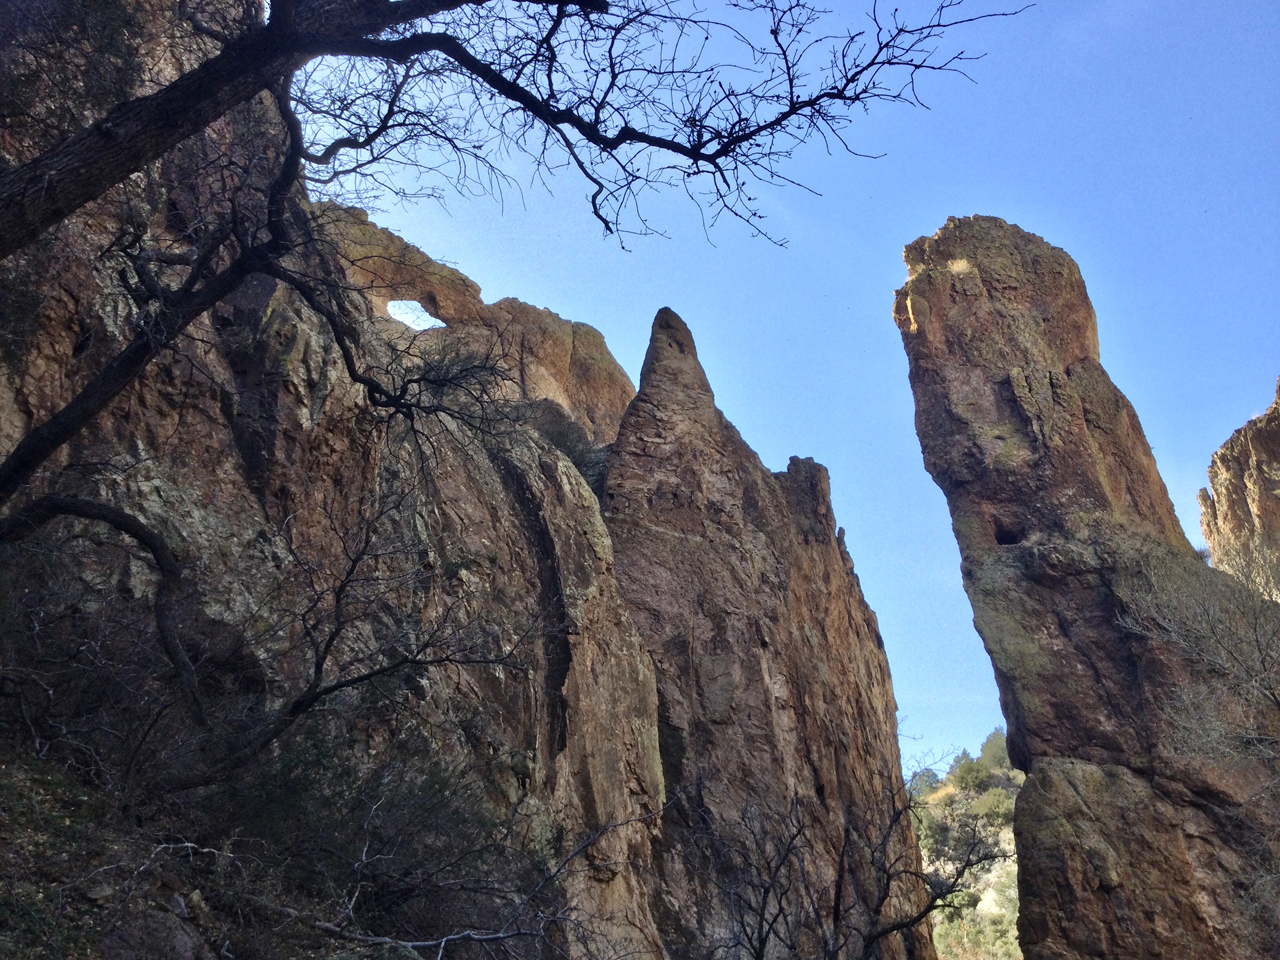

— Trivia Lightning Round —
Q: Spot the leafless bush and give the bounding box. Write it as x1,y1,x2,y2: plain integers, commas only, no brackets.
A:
690,780,1003,960
1119,554,1280,768
0,433,531,797
1117,551,1280,930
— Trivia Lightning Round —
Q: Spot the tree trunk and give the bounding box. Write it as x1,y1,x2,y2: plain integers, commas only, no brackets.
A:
0,32,299,263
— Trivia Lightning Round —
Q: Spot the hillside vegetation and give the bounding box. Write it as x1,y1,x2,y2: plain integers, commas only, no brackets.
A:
912,730,1023,960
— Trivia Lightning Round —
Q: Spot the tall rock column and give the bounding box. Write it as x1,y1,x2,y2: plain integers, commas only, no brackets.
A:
604,309,933,960
894,216,1278,959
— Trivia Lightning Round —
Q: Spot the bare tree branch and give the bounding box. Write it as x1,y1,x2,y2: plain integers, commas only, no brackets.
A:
0,495,206,726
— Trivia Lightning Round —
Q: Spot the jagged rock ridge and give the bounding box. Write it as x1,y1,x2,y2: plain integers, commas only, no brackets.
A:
316,203,634,444
894,215,1279,959
0,7,925,952
605,308,932,959
1200,378,1280,599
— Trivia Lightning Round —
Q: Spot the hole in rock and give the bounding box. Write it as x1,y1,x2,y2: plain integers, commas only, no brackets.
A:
994,518,1026,546
386,300,444,330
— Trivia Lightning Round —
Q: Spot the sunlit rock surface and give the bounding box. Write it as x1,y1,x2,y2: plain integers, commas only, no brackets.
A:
1200,379,1280,599
895,215,1279,959
315,202,635,443
605,308,934,960
0,20,927,947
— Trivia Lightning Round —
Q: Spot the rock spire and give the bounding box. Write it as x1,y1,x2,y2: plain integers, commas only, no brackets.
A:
606,308,934,960
1200,378,1280,599
895,215,1279,959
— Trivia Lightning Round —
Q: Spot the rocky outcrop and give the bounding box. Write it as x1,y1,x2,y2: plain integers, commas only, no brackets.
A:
894,215,1279,959
605,309,933,960
0,200,669,957
0,6,928,956
0,7,662,946
316,203,635,443
1200,379,1280,599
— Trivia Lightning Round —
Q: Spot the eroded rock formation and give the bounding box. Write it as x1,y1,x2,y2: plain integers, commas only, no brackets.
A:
316,203,635,443
0,171,669,957
0,6,926,951
605,309,932,960
1200,379,1280,599
0,4,941,954
894,215,1279,959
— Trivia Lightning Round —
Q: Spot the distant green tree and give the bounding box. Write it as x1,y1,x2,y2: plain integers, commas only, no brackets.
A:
970,788,1014,826
924,730,1023,960
948,750,991,795
978,729,1010,771
946,749,972,775
908,767,941,799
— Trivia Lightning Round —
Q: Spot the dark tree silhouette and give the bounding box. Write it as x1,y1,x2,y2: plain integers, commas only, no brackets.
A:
0,0,1022,261
701,787,1003,960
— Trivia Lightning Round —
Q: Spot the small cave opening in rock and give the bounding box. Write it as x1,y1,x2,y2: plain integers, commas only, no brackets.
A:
386,300,445,329
994,518,1027,546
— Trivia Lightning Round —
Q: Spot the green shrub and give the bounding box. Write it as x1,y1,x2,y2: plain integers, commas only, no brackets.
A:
933,864,1021,960
948,750,992,794
927,729,1024,960
971,787,1015,826
979,728,1010,771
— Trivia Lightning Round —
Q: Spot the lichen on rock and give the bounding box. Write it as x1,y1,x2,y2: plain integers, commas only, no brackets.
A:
895,215,1280,959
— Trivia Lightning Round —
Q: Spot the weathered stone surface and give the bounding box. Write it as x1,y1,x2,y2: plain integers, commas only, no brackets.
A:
0,6,929,955
605,308,933,960
316,203,635,443
895,215,1278,959
0,12,661,946
1200,379,1280,598
1,246,668,955
100,910,216,960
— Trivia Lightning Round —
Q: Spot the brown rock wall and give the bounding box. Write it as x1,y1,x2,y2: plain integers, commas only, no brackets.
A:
1200,379,1280,598
0,13,663,946
1,7,932,955
605,308,932,960
895,215,1279,959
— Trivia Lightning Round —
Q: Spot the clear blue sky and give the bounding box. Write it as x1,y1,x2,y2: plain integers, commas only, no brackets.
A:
374,1,1280,768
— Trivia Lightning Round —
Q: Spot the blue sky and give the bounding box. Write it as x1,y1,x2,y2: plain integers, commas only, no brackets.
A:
375,0,1280,767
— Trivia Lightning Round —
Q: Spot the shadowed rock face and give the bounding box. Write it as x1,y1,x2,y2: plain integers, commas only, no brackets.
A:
0,43,929,950
0,171,669,958
605,309,933,960
1200,379,1280,599
894,216,1278,959
0,6,930,953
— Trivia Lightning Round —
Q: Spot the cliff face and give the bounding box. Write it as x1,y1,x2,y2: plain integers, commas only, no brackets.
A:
605,309,931,960
0,6,924,954
894,216,1279,959
1200,380,1280,599
1,187,670,956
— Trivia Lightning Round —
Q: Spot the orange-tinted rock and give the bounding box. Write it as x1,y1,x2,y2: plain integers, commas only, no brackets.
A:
1200,379,1280,598
316,203,634,442
605,308,933,960
895,215,1278,959
1,6,932,955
